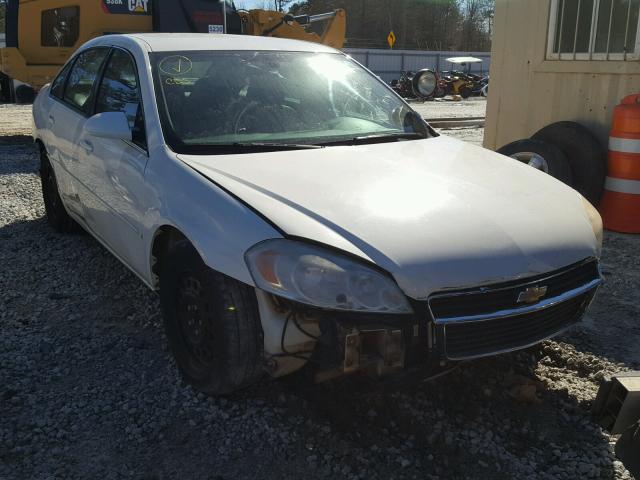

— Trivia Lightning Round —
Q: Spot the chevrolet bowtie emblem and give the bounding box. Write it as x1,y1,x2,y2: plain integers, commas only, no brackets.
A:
517,285,548,304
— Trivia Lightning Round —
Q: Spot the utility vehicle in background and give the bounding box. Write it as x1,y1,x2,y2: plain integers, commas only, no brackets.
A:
0,0,346,102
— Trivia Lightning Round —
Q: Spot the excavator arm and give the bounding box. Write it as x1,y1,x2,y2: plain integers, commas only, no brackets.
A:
238,9,346,49
0,0,347,100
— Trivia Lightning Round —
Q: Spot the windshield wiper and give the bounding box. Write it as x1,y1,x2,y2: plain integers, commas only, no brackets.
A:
317,132,427,146
232,142,324,150
178,142,324,155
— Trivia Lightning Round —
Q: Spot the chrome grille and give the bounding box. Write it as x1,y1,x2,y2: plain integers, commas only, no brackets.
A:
443,291,595,360
428,258,602,360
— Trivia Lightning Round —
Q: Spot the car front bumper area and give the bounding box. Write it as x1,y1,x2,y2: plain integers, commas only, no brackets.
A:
298,258,603,382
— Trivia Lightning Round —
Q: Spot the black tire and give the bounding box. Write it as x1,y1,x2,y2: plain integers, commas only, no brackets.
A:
497,139,573,186
532,121,606,205
459,86,472,99
15,84,36,104
40,149,78,233
160,241,264,395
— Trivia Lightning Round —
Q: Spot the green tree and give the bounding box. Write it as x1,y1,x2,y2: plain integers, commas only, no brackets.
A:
289,0,492,50
0,0,6,34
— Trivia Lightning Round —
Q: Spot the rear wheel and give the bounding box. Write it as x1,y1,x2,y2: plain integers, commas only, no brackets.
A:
497,139,573,186
40,150,78,233
159,241,264,395
459,86,472,99
15,84,36,104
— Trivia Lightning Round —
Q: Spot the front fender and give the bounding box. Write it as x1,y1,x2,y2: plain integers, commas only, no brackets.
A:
142,148,283,287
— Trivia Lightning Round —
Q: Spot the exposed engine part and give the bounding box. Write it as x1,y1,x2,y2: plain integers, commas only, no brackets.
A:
255,290,319,377
315,326,407,383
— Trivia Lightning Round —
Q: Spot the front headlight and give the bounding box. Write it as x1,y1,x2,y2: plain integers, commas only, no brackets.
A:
581,196,603,256
413,70,437,98
245,239,413,314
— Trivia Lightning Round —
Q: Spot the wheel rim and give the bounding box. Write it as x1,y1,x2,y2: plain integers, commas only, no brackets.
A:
510,151,549,173
176,274,216,366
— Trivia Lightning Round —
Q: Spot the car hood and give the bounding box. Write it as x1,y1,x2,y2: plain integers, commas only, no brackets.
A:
178,136,598,299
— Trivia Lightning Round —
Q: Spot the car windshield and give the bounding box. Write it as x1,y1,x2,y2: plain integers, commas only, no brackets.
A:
151,50,432,153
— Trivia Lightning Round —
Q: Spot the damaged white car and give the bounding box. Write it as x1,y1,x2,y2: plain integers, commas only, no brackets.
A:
33,34,603,394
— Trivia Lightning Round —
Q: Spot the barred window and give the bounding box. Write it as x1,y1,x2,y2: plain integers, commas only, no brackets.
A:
548,0,640,60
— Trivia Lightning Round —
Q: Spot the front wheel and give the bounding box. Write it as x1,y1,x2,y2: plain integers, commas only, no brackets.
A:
159,241,264,395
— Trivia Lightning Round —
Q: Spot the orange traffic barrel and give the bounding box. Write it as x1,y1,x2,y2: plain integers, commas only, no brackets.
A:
599,94,640,233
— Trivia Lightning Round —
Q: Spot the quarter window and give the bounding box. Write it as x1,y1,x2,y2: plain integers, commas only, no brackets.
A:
548,0,640,60
64,48,109,114
41,6,80,48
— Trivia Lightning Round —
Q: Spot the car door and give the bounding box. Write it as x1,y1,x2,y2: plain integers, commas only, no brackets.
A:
47,47,110,219
76,47,150,277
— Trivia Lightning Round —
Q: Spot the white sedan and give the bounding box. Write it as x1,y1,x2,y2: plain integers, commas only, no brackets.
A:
33,33,603,394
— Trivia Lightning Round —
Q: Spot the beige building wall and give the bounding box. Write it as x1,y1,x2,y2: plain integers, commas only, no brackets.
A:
484,0,640,150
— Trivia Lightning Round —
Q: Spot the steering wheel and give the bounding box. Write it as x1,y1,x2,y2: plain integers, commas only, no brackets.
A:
234,102,301,135
342,96,377,120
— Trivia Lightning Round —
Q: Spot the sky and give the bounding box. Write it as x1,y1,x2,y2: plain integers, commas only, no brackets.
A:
235,1,281,10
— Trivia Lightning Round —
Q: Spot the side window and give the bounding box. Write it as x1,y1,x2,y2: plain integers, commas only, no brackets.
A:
96,49,146,148
50,61,73,99
41,7,80,48
64,48,109,114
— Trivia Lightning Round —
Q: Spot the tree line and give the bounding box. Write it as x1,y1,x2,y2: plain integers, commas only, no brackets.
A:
0,0,493,51
281,0,494,50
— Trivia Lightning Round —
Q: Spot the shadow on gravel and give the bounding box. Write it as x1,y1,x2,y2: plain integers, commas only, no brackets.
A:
0,134,34,146
0,216,627,479
0,141,38,175
261,348,621,479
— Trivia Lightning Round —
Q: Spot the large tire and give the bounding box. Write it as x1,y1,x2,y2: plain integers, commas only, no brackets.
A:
532,121,606,205
15,84,36,104
459,85,472,99
160,241,264,395
40,149,78,233
497,139,573,186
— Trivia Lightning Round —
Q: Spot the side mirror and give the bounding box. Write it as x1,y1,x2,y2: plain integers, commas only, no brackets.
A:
84,111,131,140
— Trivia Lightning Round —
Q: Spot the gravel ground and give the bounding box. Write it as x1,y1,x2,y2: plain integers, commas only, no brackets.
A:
1,103,638,480
412,96,487,120
415,97,486,146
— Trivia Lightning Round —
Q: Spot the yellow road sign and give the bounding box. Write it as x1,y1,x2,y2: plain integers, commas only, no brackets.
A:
387,30,396,49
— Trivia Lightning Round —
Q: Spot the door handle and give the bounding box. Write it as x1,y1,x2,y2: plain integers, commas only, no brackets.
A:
48,115,55,127
80,139,94,154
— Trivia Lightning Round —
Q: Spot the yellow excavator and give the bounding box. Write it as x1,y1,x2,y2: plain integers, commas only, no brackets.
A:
0,0,346,103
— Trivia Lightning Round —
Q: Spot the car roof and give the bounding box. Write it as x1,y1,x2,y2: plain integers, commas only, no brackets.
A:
86,33,340,54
